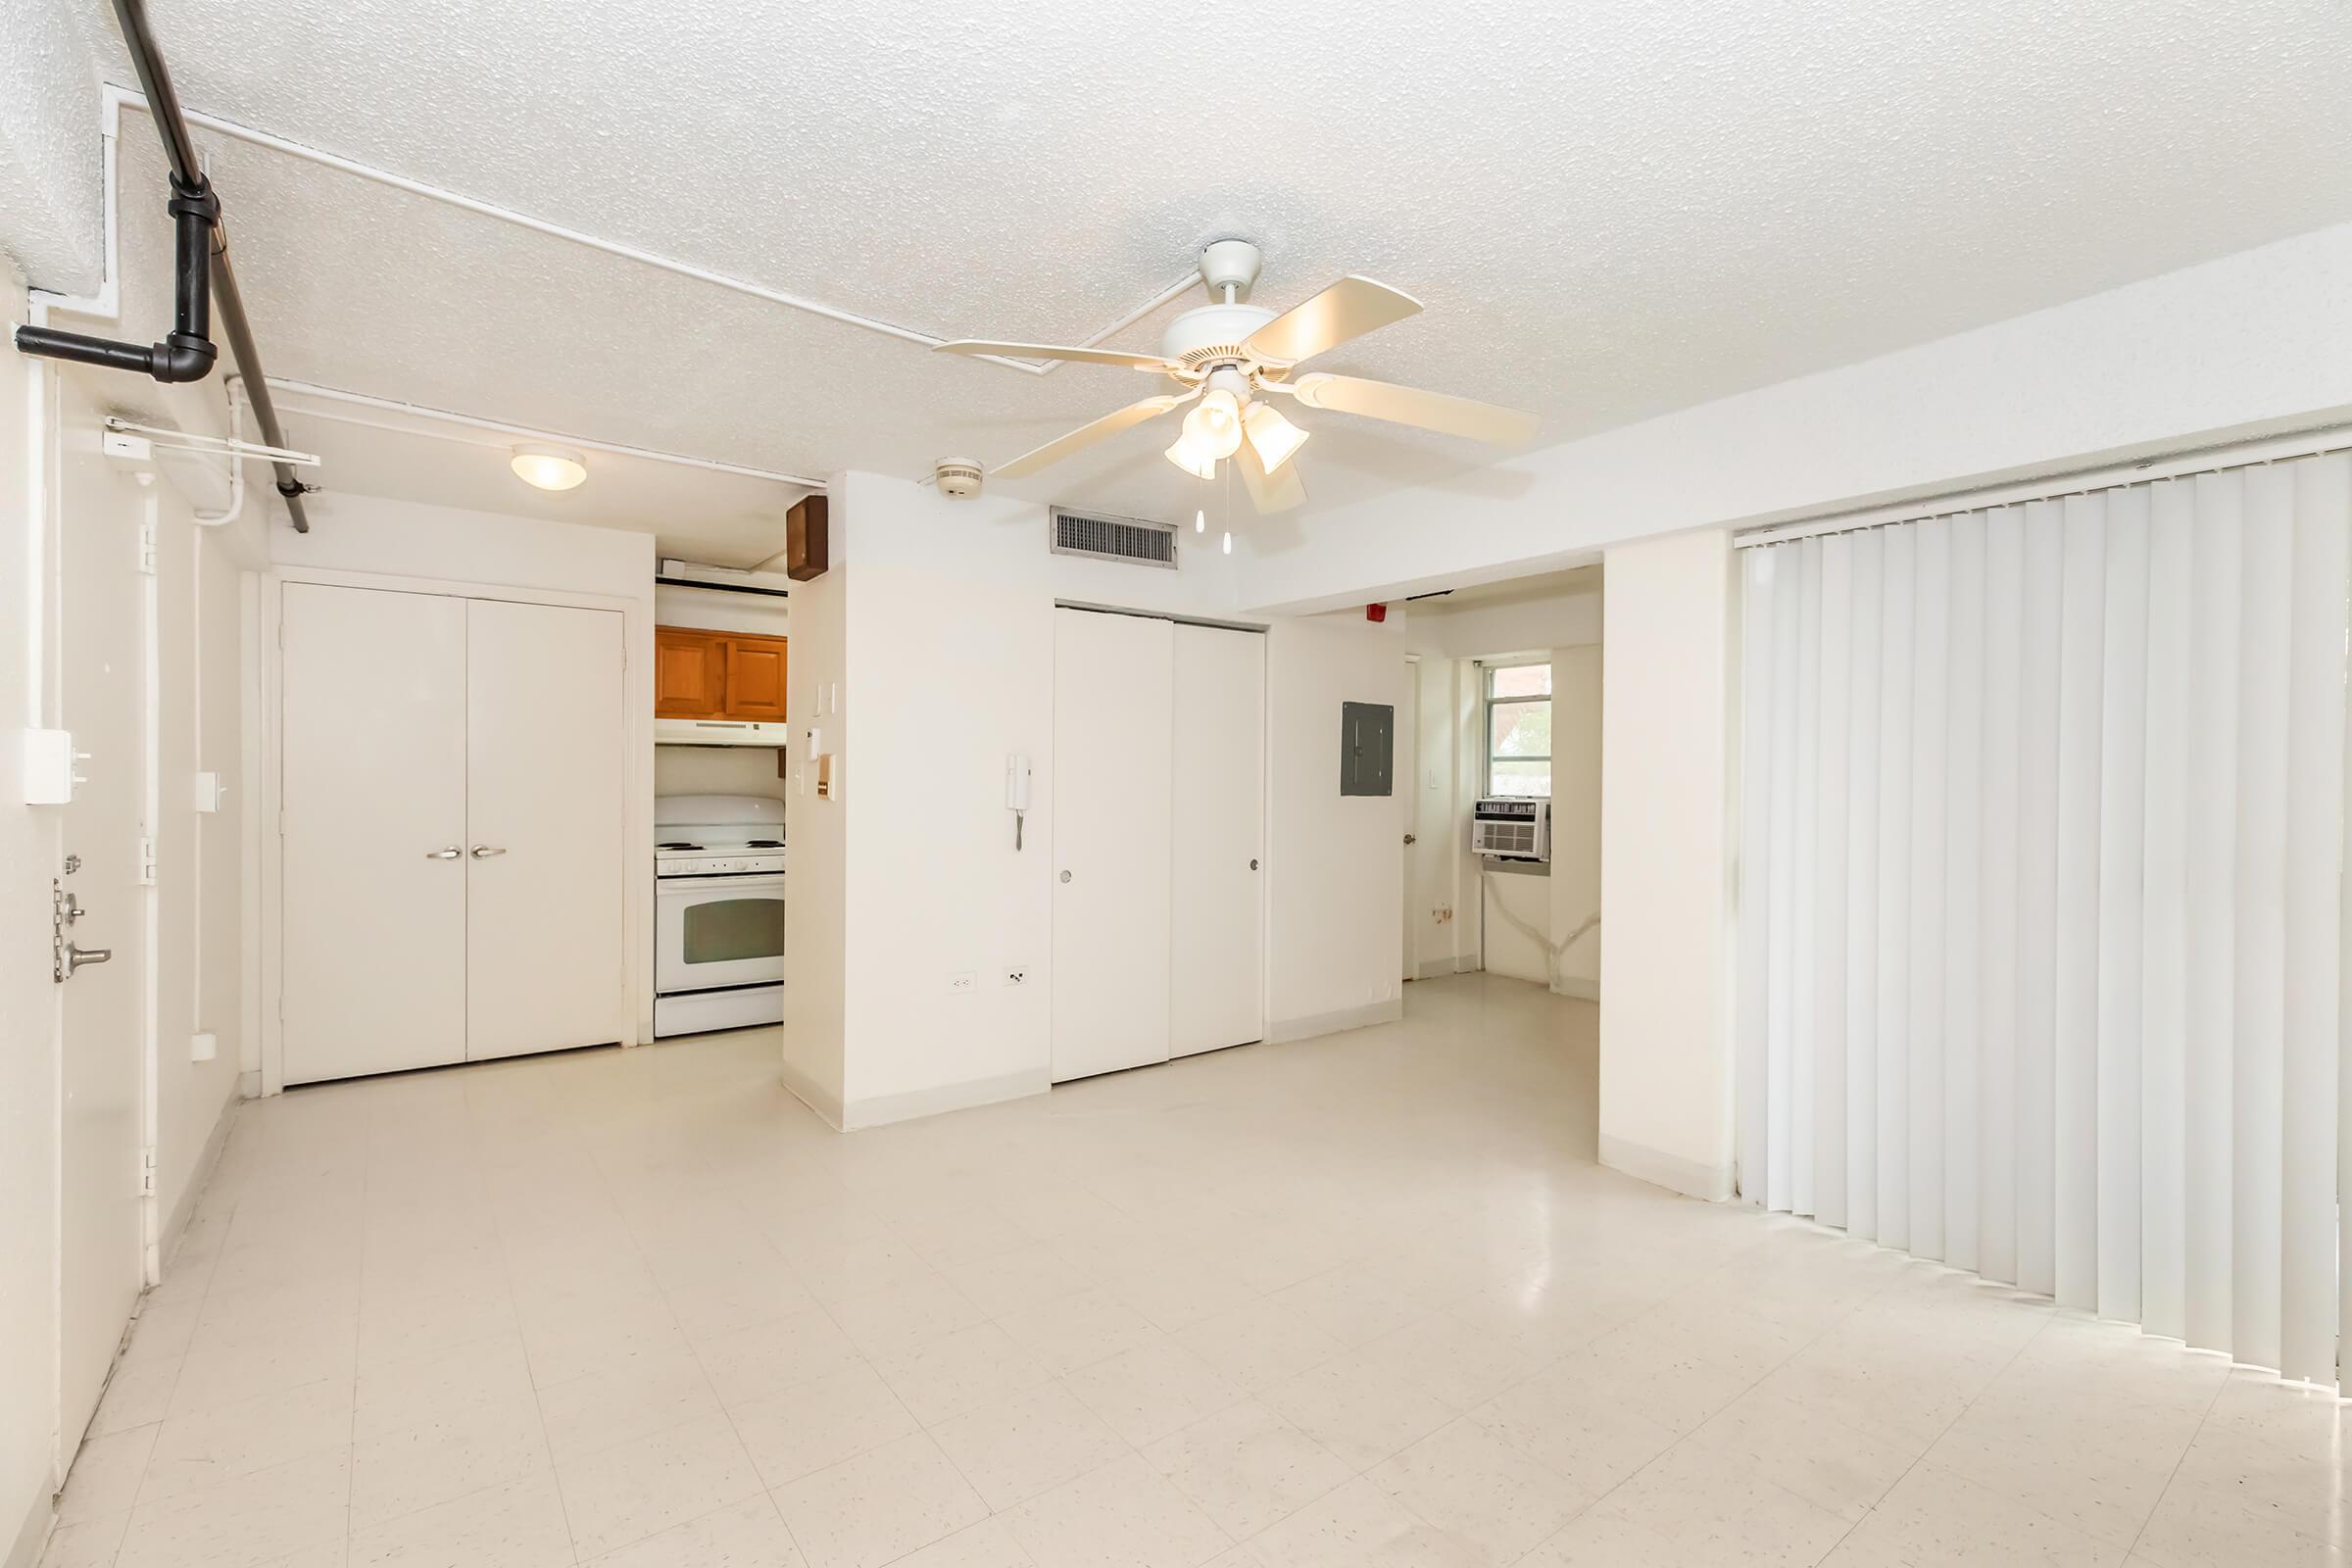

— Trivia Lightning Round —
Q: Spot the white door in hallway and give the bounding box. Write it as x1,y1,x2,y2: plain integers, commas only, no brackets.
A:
465,598,627,1060
1170,622,1265,1056
1052,608,1173,1081
57,441,153,1451
280,583,468,1083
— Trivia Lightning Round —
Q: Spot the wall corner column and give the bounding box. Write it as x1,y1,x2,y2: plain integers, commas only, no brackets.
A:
1598,526,1739,1200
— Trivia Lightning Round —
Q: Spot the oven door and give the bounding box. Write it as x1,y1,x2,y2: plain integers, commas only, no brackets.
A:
656,873,786,994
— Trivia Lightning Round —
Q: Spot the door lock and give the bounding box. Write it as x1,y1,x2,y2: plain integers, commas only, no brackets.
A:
1059,870,1071,883
54,877,109,981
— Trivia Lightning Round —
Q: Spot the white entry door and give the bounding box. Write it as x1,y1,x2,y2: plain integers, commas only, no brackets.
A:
280,583,467,1083
1170,623,1265,1056
57,440,152,1449
1052,609,1173,1082
466,598,626,1060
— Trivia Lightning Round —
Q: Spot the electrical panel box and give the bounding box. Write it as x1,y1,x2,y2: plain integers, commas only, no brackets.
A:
1339,702,1395,796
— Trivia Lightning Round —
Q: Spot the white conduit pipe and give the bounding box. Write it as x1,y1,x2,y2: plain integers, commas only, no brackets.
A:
193,376,246,526
265,377,824,489
113,87,1200,377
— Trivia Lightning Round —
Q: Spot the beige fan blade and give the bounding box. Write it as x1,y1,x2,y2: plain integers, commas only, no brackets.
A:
1242,275,1423,366
992,392,1197,479
936,339,1180,372
1289,372,1538,444
1234,436,1306,514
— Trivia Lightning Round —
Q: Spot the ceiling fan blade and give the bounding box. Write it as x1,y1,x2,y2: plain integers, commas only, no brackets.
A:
992,392,1195,479
1234,437,1306,514
936,339,1179,372
1241,275,1423,366
1289,372,1538,444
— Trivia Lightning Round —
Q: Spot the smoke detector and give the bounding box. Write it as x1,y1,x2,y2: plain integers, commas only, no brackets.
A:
934,458,983,499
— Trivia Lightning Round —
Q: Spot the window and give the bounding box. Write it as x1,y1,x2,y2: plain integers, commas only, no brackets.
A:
1485,661,1551,798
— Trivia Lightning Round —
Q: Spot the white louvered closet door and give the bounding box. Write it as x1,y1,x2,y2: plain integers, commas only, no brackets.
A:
1737,452,2352,1386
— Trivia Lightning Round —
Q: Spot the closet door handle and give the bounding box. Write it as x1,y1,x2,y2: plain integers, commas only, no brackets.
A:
470,845,508,858
424,846,462,859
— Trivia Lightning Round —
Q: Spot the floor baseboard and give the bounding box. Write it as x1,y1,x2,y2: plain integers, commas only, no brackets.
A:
1264,998,1405,1044
1599,1133,1734,1201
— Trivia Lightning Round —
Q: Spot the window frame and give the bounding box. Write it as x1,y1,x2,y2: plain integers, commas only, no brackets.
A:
1483,658,1552,800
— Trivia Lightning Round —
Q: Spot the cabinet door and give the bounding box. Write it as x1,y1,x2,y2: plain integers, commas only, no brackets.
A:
724,634,789,720
1051,608,1174,1082
1170,624,1266,1056
466,599,628,1061
655,626,725,716
280,583,469,1083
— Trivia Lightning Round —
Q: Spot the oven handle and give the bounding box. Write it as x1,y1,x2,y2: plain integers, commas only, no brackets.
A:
657,873,788,900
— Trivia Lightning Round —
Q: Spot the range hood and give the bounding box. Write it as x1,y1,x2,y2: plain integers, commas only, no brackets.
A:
657,717,789,748
658,559,793,598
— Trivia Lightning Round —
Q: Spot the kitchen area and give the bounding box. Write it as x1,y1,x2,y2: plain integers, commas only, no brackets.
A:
652,559,795,1039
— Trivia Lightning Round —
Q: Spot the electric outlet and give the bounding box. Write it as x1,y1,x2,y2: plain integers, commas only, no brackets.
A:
949,971,976,993
1003,968,1027,986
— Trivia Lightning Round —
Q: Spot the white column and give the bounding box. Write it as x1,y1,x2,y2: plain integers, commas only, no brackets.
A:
1599,527,1739,1200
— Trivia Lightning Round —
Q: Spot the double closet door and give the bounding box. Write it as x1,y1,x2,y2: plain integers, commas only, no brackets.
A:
279,583,627,1085
1052,609,1265,1082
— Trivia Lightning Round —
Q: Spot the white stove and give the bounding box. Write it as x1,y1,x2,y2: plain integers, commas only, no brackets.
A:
654,795,786,1037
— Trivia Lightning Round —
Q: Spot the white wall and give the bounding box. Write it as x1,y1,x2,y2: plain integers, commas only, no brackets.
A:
1242,221,2352,613
150,456,247,1265
0,275,257,1564
780,472,1403,1129
655,582,790,803
780,520,848,1120
0,270,65,1568
1549,644,1602,999
267,493,660,1042
1405,657,1473,979
1598,528,1737,1200
1263,614,1407,1039
1400,575,1603,999
831,474,1054,1122
1398,574,1602,662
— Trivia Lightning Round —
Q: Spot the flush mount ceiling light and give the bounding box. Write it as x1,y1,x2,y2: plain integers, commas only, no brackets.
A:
933,238,1539,514
511,445,587,491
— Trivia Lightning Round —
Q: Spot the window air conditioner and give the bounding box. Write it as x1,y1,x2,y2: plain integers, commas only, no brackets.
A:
1470,798,1551,862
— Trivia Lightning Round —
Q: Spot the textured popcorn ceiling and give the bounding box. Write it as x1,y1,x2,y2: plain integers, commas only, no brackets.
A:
82,0,2352,544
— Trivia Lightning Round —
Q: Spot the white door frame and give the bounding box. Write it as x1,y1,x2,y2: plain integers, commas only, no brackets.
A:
260,564,651,1095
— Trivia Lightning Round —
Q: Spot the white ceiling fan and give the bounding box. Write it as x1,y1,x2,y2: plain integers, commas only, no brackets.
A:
936,240,1538,514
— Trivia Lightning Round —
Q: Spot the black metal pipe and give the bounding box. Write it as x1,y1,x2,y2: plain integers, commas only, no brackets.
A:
9,0,312,530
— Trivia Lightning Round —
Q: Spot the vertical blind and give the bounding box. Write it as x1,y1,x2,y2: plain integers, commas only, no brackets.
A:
1735,451,2352,1385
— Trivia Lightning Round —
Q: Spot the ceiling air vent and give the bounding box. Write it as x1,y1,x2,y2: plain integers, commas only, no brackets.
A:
1051,507,1178,569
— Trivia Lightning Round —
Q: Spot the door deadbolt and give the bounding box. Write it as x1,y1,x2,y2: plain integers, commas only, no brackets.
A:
1059,870,1071,884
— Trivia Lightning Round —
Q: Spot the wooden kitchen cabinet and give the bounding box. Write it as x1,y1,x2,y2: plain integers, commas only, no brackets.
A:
655,627,727,717
655,625,788,720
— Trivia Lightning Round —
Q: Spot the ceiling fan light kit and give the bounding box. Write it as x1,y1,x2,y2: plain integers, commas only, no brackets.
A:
936,239,1538,516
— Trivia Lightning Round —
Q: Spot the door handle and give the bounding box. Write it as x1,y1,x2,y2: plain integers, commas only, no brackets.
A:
425,846,462,859
1403,833,1417,845
64,943,112,976
470,845,508,858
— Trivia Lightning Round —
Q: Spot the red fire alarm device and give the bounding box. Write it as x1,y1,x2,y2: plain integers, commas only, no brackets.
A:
1365,603,1388,623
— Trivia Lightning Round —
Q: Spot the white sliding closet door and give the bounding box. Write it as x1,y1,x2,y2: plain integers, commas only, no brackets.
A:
1052,609,1174,1082
466,599,628,1061
281,584,468,1084
1738,451,2352,1386
1171,623,1266,1057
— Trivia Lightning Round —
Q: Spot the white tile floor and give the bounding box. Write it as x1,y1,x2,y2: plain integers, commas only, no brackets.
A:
46,975,2348,1567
